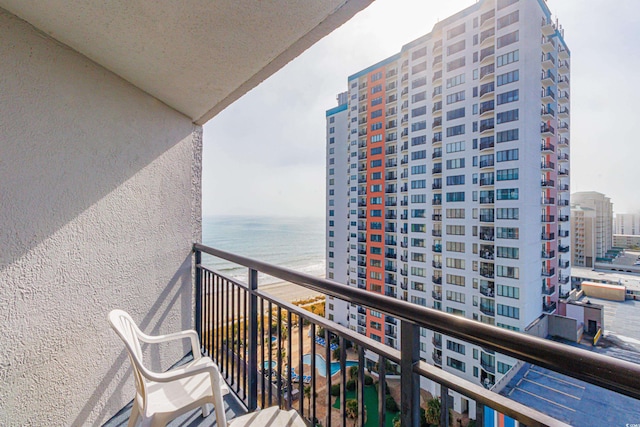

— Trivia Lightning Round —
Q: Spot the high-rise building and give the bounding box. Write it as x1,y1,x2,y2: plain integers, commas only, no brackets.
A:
614,213,640,236
571,192,613,267
325,0,569,405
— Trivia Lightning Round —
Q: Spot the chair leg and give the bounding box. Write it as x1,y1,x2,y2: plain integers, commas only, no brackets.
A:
128,402,139,427
202,404,211,418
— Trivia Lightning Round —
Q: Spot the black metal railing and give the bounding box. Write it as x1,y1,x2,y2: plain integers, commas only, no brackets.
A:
194,243,640,427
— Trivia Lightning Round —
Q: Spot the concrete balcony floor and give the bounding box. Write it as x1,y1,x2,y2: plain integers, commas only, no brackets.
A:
103,354,247,427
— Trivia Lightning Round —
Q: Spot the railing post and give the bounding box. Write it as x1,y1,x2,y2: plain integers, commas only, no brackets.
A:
440,385,451,427
194,248,202,344
247,268,258,411
475,401,484,427
400,320,420,427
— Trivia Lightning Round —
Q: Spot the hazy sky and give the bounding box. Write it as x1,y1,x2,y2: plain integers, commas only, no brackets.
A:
202,0,640,218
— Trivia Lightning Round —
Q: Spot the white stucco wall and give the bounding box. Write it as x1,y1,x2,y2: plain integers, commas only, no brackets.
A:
0,9,202,426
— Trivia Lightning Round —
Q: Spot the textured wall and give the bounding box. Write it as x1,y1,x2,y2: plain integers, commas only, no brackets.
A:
0,9,202,426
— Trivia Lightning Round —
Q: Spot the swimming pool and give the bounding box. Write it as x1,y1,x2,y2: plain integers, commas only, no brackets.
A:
302,353,358,377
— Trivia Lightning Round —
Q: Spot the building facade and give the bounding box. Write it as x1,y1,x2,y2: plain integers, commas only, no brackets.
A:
571,192,613,266
326,0,569,406
615,213,640,236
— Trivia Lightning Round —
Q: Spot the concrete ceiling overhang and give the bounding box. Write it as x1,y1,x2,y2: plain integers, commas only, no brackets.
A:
0,0,372,125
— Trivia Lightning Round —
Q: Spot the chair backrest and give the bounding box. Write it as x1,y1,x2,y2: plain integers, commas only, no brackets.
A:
108,309,148,410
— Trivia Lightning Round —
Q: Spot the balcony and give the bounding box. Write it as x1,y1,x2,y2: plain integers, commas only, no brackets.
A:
480,231,495,242
432,244,442,253
541,268,556,277
432,351,442,366
559,245,570,253
559,275,570,285
543,301,558,313
559,259,570,269
541,143,555,153
542,197,555,205
559,229,570,237
542,250,556,259
480,285,494,297
541,215,555,223
542,285,556,296
432,198,442,206
541,232,556,241
432,275,442,285
432,214,442,221
432,291,442,301
541,124,555,136
479,159,494,169
432,260,442,269
558,215,569,222
432,229,442,237
480,268,495,279
187,244,640,427
541,179,555,188
480,303,495,317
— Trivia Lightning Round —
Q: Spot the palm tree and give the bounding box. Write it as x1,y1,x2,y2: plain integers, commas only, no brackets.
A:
346,398,359,427
303,385,317,419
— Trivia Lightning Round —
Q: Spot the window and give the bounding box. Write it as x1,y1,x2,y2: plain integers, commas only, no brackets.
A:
447,340,466,355
447,23,466,39
411,180,426,189
447,57,466,72
446,192,465,202
447,107,466,121
446,73,465,89
497,322,520,331
371,172,381,179
496,168,519,181
412,47,427,60
496,148,519,162
446,225,465,236
446,209,465,219
497,265,519,279
496,128,519,143
412,150,427,160
446,125,465,137
497,10,519,29
371,71,382,81
371,96,382,106
371,109,382,118
412,62,427,74
411,253,426,262
497,304,520,319
411,209,426,218
412,107,427,119
446,175,465,186
370,209,382,217
497,49,519,67
496,89,519,105
369,197,382,205
496,208,519,220
497,0,518,10
411,223,426,233
498,361,513,374
446,258,465,270
496,188,518,200
446,90,465,104
412,77,427,88
370,147,382,155
412,194,426,203
446,141,465,153
497,284,520,299
447,40,465,56
497,227,519,239
411,266,426,276
411,165,427,174
447,357,466,372
497,69,519,88
371,84,382,94
497,31,519,49
496,109,519,124
446,241,465,253
412,135,427,146
446,274,465,286
412,121,427,132
412,91,427,103
496,247,519,260
371,134,382,143
370,159,382,168
329,127,335,134
446,158,465,169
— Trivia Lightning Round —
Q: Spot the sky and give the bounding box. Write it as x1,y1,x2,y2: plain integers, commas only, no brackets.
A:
202,0,640,218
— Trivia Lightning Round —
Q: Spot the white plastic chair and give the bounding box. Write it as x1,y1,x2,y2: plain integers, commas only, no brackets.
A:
109,309,306,427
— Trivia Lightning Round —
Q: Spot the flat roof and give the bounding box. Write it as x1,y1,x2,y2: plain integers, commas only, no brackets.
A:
572,266,640,292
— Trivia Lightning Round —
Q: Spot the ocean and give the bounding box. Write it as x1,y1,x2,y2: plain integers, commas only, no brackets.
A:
201,215,326,285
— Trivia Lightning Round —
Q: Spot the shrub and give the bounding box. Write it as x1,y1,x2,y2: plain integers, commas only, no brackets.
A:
346,378,356,391
349,365,358,379
385,395,399,412
330,384,340,396
364,375,374,385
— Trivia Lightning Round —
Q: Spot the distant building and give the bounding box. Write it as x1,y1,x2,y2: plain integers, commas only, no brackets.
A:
613,234,640,249
325,93,350,327
615,213,640,235
571,192,613,267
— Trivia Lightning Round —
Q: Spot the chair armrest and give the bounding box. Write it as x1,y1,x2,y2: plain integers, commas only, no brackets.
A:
138,329,202,360
144,358,221,385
